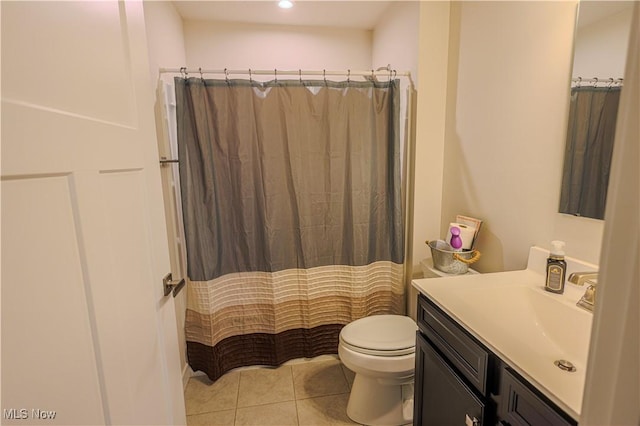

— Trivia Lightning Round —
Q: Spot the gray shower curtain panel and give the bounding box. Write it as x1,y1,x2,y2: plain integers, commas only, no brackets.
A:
175,77,404,381
560,86,621,219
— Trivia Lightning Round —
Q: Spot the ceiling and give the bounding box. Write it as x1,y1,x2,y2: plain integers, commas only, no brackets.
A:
172,1,393,30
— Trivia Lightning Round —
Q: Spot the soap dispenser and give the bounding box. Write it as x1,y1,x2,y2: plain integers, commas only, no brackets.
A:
545,240,567,294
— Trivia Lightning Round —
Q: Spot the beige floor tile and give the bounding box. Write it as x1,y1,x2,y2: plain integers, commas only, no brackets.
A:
293,359,349,399
237,365,295,407
340,365,355,389
296,393,359,425
186,409,235,426
185,372,240,415
235,401,299,426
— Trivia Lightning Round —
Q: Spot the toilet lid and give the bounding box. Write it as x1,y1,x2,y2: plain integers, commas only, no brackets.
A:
340,315,417,354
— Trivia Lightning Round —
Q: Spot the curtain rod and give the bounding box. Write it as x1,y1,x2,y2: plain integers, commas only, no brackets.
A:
571,77,624,87
159,67,415,88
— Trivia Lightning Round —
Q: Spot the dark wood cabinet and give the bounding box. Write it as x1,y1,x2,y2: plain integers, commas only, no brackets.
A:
500,368,575,426
415,332,486,425
414,294,576,426
415,295,495,425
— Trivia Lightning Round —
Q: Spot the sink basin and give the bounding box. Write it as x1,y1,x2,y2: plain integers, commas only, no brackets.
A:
444,284,593,368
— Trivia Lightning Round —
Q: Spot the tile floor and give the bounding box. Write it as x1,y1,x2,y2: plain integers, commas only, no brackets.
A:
184,356,360,425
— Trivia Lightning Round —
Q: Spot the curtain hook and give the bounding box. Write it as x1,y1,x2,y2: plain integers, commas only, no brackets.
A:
323,69,327,85
274,68,277,84
224,68,230,84
592,77,598,87
576,76,582,88
347,69,351,83
248,68,252,83
180,67,187,80
607,77,614,88
299,69,302,83
199,67,204,81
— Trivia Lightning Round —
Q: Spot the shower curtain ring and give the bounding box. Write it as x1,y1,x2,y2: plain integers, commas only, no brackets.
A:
224,68,230,84
180,67,187,80
347,69,351,83
199,67,204,81
249,68,253,83
323,69,327,84
274,68,278,83
592,77,598,87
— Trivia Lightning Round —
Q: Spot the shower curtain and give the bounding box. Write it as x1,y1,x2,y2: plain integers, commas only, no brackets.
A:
175,76,405,381
560,86,621,219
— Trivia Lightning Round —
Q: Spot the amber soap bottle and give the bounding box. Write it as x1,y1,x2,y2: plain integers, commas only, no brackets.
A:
545,241,567,294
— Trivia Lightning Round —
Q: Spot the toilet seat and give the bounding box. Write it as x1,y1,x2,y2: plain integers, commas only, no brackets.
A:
340,315,417,357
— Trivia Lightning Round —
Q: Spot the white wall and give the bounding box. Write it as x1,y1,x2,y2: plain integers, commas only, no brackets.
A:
412,0,453,265
403,2,452,320
581,6,639,423
143,0,189,384
183,20,372,72
441,1,604,272
371,1,420,287
144,1,187,83
573,5,633,79
372,1,420,86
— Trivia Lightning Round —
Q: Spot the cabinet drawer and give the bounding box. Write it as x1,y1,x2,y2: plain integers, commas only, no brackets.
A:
417,294,490,395
500,368,576,426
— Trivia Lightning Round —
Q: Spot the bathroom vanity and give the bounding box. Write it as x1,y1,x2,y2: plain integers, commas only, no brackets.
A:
412,247,597,425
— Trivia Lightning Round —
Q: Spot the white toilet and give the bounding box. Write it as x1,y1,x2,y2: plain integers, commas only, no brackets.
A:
338,314,418,426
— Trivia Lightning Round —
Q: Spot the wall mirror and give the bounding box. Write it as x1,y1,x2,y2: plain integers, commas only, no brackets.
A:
559,1,633,220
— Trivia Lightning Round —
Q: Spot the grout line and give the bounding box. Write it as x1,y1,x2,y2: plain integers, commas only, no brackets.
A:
293,398,301,426
339,363,353,390
291,364,300,425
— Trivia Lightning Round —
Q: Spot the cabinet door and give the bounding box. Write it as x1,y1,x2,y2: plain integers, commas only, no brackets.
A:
415,333,486,426
500,368,576,426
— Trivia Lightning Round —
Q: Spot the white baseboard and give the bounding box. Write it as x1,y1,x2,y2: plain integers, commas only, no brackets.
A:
182,363,196,389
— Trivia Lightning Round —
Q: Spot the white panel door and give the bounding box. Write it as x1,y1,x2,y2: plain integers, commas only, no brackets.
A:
1,2,186,425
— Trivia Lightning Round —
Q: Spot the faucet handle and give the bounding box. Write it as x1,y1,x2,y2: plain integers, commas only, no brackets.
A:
568,271,598,286
577,284,596,312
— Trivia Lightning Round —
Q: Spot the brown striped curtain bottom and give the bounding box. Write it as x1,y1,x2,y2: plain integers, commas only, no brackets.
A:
186,262,405,381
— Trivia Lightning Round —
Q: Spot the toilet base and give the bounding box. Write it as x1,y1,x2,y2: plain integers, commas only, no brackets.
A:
346,374,414,426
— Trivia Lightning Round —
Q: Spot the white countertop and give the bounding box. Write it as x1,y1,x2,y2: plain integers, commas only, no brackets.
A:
412,247,597,421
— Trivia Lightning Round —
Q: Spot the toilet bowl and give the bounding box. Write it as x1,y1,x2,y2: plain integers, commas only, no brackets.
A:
338,314,418,426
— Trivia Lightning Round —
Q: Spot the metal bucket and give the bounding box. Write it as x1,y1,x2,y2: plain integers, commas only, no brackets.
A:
427,240,481,275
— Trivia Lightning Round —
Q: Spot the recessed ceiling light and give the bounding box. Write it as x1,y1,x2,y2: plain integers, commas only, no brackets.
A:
278,0,293,9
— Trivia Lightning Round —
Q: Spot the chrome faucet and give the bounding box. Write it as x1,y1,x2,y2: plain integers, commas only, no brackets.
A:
568,271,598,312
568,271,598,286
